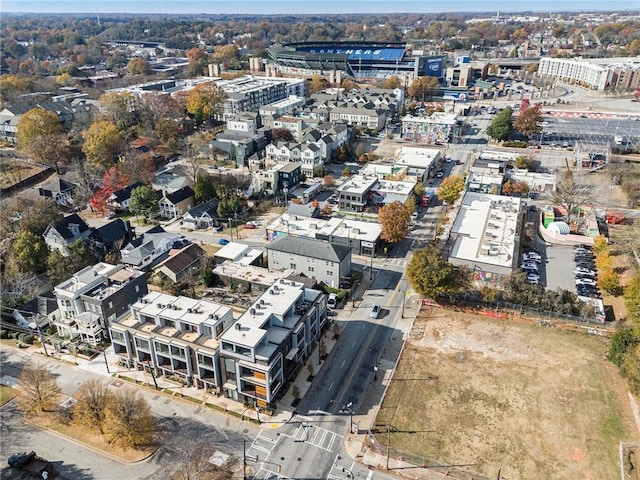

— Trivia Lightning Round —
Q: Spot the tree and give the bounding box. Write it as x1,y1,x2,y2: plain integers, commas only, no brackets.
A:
98,92,137,132
18,361,62,413
437,175,465,206
271,128,294,142
186,82,226,123
342,166,352,177
407,244,465,299
129,185,160,222
378,201,411,244
413,182,425,197
486,107,513,141
408,76,440,101
169,440,238,480
382,76,402,89
90,166,129,213
118,150,156,185
216,194,242,218
104,388,155,449
592,235,609,255
11,230,48,274
82,120,123,170
551,170,596,222
17,198,63,236
621,344,640,395
74,379,114,434
16,109,69,172
625,274,640,324
608,329,640,366
194,173,217,203
47,240,98,285
514,103,542,136
323,175,335,188
127,57,151,76
186,47,209,76
309,75,328,94
514,155,533,170
599,270,623,296
510,180,530,197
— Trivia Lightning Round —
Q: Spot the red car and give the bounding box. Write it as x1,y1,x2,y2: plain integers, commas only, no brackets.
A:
243,223,257,229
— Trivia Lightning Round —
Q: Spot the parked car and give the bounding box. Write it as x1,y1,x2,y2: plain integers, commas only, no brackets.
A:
435,171,444,178
523,251,542,260
522,253,542,263
521,262,539,271
576,278,597,287
246,220,262,227
243,223,257,229
218,238,230,246
526,273,540,284
370,305,381,318
575,267,596,276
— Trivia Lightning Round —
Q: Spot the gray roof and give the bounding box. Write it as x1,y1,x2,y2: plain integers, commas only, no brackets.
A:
267,235,351,263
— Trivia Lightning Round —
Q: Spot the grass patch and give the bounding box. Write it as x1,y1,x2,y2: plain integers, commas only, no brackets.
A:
376,307,639,480
26,409,155,462
0,385,17,406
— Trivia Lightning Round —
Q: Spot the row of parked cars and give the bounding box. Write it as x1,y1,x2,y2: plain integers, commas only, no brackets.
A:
520,249,543,284
574,244,600,299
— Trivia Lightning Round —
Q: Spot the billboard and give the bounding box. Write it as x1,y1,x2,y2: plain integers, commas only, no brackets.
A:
424,56,444,78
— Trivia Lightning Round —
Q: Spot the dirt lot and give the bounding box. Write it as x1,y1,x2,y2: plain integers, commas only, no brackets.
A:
0,156,48,189
376,307,639,480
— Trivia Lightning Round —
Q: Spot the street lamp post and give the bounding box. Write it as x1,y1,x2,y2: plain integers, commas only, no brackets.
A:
342,466,354,479
331,400,354,434
228,217,233,241
398,288,406,318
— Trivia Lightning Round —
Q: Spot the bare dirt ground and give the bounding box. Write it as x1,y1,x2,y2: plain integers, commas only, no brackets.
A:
376,306,639,480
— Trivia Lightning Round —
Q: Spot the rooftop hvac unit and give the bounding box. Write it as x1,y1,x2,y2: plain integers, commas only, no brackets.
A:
187,308,192,313
235,323,242,330
280,279,285,284
157,303,163,308
260,299,265,305
250,308,256,315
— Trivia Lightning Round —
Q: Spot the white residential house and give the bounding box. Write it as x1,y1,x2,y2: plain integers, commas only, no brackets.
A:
43,213,92,256
120,226,181,270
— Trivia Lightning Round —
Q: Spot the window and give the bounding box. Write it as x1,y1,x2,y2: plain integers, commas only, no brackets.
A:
215,323,224,336
308,267,314,272
290,263,296,269
327,271,334,276
202,325,212,337
135,338,150,350
111,330,125,342
135,285,140,292
108,301,113,309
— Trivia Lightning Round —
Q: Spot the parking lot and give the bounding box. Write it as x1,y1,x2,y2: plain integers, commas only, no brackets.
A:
539,116,640,151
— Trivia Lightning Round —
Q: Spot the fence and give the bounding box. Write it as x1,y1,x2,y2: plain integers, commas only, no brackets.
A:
434,293,617,337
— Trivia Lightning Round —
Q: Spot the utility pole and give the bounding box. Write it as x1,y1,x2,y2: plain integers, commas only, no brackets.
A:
243,439,246,480
146,360,158,390
386,424,391,470
103,349,110,373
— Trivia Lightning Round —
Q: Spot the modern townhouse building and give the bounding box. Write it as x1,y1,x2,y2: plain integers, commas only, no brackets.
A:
109,292,235,390
54,262,148,344
219,279,327,407
265,141,323,177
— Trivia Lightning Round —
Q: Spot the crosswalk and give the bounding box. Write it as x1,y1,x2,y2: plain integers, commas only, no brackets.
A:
290,422,341,452
246,431,278,461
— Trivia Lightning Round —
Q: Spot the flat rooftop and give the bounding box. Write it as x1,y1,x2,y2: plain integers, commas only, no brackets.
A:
267,214,381,243
449,192,521,269
213,262,294,287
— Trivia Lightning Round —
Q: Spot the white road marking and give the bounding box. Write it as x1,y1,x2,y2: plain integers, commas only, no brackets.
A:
340,360,345,368
328,381,334,391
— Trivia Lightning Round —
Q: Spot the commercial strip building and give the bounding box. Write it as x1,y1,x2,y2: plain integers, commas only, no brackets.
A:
266,214,381,257
538,56,640,92
447,192,524,282
401,112,459,144
109,279,328,408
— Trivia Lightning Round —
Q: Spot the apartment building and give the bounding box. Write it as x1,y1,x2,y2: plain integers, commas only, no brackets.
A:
265,141,323,177
54,262,148,344
109,292,235,390
538,56,640,92
219,279,327,407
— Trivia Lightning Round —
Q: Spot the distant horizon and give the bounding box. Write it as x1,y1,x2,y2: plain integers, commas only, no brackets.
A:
3,0,640,15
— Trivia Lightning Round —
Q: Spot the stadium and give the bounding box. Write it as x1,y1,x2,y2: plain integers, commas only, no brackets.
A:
267,41,444,81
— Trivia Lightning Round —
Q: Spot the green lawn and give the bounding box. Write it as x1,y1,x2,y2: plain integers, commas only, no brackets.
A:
0,385,17,406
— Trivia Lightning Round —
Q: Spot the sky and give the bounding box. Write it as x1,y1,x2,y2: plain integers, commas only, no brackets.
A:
2,0,639,14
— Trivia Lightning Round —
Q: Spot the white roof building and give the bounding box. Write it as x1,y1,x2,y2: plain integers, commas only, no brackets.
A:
447,192,523,278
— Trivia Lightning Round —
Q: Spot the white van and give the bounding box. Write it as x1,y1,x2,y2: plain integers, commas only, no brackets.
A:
327,293,338,309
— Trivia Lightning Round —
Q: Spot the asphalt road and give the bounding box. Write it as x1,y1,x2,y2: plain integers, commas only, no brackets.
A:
0,347,258,479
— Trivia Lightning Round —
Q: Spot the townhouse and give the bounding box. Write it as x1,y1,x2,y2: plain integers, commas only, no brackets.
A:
109,292,235,390
219,279,327,407
54,262,148,344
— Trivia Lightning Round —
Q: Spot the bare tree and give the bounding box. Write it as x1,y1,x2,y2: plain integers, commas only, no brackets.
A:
169,440,238,480
73,379,114,434
551,170,597,223
104,388,155,449
18,361,62,413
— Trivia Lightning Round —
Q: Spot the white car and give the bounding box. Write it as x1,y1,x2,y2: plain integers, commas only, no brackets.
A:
521,262,539,271
576,278,597,287
522,252,542,262
246,220,262,227
370,305,381,318
527,274,540,285
575,267,596,276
